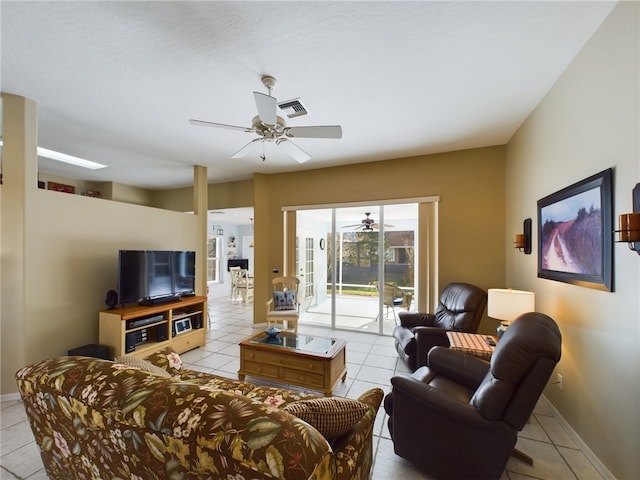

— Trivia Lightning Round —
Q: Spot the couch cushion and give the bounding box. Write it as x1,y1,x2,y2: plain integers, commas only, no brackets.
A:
284,397,369,439
114,355,172,377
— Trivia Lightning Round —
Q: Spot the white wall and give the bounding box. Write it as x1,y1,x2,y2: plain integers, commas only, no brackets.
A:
505,3,639,478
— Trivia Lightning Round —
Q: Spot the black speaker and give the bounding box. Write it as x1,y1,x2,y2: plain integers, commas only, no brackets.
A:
192,313,203,329
68,344,109,360
157,324,168,342
105,289,118,309
125,331,136,353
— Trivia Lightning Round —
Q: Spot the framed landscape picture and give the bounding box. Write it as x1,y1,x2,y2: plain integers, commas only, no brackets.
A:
537,168,613,291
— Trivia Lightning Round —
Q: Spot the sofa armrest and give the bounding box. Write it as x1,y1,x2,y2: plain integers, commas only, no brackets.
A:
331,388,384,480
426,346,490,389
398,312,436,329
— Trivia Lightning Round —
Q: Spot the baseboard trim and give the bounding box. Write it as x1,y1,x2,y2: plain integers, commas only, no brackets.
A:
538,395,615,480
1,392,21,402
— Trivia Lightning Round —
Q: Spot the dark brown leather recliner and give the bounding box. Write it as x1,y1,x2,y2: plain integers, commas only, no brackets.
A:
384,312,562,480
392,282,487,370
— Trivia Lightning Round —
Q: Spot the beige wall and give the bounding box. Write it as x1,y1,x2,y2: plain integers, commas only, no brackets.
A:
505,3,639,478
0,94,205,394
37,172,157,206
248,146,506,334
153,179,254,212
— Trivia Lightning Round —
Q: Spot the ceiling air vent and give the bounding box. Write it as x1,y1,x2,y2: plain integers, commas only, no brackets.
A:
277,98,308,119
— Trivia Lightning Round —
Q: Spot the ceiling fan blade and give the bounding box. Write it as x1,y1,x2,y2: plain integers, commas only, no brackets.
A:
231,138,262,159
285,125,342,139
253,92,277,126
372,223,395,229
189,119,252,132
276,138,311,163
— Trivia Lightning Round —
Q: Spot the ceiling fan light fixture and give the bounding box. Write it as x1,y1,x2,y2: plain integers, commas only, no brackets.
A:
276,138,311,163
231,138,262,159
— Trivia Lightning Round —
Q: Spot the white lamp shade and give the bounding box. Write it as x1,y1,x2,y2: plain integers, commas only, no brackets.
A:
488,288,535,322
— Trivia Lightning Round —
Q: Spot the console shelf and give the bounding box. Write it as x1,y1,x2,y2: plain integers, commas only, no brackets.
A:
99,296,207,359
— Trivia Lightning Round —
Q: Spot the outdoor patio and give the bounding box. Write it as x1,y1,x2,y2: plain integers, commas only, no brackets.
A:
302,293,413,335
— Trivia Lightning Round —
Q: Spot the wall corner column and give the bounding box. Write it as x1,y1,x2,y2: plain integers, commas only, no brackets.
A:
193,165,208,297
1,93,38,394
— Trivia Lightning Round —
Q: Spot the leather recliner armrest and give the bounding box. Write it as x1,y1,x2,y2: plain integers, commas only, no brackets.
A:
412,326,450,368
398,312,436,329
390,374,490,427
426,346,490,390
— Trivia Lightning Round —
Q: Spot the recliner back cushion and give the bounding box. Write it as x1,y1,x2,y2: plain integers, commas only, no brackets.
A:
432,283,486,331
433,308,475,331
471,313,561,421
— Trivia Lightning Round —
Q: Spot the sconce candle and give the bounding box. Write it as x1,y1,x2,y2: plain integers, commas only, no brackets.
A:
618,212,640,242
515,218,532,254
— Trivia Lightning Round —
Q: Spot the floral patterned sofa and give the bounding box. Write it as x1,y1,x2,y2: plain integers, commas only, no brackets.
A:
15,347,383,480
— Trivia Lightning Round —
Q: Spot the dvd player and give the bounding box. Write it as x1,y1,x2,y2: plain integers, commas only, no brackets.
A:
127,314,164,330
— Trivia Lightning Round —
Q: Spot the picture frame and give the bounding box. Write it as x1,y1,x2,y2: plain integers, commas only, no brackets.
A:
537,168,613,291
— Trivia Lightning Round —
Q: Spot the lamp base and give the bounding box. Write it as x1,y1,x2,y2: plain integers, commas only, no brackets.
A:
497,322,510,339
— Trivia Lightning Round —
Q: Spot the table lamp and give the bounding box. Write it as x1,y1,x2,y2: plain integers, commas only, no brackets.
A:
488,288,535,338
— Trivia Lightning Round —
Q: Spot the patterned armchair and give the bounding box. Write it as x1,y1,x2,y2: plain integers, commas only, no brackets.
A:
15,348,383,480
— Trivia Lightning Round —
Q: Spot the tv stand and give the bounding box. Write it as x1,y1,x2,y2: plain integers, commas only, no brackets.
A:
138,294,181,306
99,296,207,359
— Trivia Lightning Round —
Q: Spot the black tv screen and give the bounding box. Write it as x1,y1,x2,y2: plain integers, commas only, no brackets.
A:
118,250,196,306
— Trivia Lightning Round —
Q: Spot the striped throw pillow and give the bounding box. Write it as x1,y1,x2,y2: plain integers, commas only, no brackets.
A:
283,397,369,439
114,355,172,378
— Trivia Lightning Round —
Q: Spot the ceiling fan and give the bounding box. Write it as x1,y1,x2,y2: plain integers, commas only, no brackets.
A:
343,212,395,231
189,75,342,164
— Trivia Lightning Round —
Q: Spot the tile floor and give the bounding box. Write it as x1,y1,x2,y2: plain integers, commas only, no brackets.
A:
1,299,607,480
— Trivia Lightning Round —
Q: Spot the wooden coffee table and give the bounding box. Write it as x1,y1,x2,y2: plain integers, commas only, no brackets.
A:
238,331,347,396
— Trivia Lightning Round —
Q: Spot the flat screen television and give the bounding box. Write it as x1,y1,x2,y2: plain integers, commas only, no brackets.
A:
118,250,196,306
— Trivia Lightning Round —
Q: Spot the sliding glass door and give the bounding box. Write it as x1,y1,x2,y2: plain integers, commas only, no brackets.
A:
296,203,417,334
333,206,380,331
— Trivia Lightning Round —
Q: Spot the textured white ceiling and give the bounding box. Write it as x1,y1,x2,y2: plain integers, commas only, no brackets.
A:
1,1,617,189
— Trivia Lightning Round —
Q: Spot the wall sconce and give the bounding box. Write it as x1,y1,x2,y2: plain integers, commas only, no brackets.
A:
514,218,532,254
615,183,640,254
